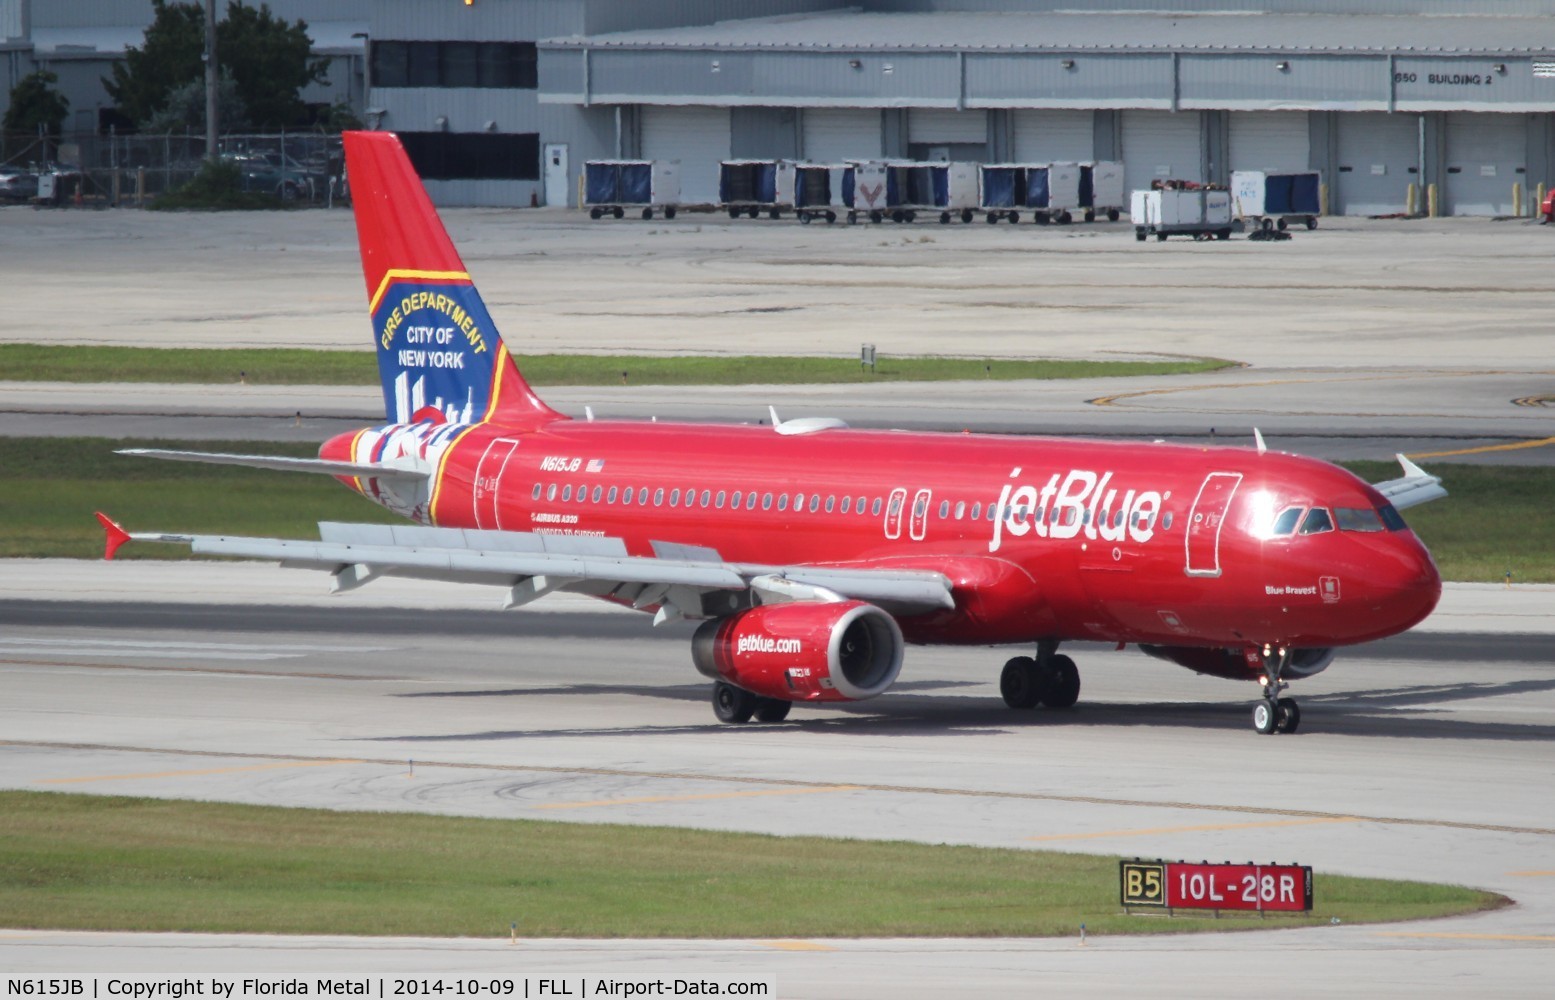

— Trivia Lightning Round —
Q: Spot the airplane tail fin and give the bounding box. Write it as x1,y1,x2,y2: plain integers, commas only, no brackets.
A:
343,130,561,429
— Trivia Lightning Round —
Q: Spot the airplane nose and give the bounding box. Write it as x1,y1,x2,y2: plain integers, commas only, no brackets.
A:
1386,538,1442,633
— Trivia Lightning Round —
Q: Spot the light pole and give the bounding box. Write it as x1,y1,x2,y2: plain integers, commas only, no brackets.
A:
203,0,218,160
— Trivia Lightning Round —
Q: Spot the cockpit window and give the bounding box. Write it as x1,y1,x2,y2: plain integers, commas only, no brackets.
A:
1335,507,1386,532
1378,504,1408,532
1298,507,1334,535
1270,507,1303,536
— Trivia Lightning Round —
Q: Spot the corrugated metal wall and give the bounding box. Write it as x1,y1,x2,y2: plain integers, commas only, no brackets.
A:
802,108,882,161
1228,112,1311,172
640,105,730,203
1012,110,1094,162
1444,112,1527,215
1121,110,1204,191
1334,112,1418,216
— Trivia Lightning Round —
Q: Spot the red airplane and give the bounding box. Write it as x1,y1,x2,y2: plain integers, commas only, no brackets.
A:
99,130,1446,735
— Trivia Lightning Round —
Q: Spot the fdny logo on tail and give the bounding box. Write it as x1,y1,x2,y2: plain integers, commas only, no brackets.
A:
371,274,500,424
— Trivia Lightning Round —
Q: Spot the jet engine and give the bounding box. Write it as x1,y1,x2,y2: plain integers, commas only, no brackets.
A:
692,600,904,702
1139,644,1337,681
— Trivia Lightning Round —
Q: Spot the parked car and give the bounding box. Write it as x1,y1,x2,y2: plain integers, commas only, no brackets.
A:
224,152,325,201
0,169,39,201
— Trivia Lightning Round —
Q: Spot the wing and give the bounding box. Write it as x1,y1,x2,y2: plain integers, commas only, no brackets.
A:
1372,453,1447,510
116,448,430,484
94,516,955,624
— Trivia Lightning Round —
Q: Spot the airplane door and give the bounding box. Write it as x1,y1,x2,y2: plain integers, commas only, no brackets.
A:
883,487,907,540
909,488,932,541
1185,472,1242,577
473,438,520,530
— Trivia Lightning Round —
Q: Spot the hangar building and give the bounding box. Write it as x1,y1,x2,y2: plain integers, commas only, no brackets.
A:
365,0,1555,215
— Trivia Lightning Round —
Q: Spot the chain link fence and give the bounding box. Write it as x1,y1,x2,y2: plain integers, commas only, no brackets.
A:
1,129,345,206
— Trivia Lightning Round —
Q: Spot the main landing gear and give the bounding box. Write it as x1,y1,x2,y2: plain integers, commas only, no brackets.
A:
1252,646,1301,735
1000,640,1081,711
712,680,792,724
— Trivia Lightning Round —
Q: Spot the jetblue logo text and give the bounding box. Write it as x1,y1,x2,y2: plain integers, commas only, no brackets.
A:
735,636,803,655
989,469,1164,553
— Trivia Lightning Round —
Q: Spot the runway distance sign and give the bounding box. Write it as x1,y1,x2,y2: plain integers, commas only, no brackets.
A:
1121,860,1313,912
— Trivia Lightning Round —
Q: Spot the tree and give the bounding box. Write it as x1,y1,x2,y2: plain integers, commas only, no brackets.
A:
105,1,328,131
4,70,71,136
141,76,248,134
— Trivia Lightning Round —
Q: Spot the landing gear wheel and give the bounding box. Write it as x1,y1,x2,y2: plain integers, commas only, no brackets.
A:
713,681,756,724
754,698,792,723
1000,656,1047,710
1275,697,1301,734
1252,700,1278,735
1040,654,1081,709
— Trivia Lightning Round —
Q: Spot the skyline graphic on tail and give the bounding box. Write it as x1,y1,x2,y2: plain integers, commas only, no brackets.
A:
344,131,561,429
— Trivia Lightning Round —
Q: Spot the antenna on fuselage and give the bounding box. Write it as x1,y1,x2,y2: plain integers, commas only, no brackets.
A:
585,406,595,422
1253,427,1267,454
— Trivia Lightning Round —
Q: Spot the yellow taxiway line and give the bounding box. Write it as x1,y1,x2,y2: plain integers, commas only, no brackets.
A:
41,760,353,784
760,941,839,952
536,785,861,811
1027,816,1361,842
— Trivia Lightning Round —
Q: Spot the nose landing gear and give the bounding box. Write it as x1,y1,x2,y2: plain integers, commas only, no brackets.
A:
1253,646,1302,734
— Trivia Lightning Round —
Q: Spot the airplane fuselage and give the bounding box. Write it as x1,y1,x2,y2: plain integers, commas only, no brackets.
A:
325,418,1441,654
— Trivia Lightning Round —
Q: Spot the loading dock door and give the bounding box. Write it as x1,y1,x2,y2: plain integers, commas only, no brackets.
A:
1121,110,1203,195
1334,112,1417,216
1228,112,1311,173
803,108,882,163
641,106,731,205
1444,112,1527,216
1012,109,1095,163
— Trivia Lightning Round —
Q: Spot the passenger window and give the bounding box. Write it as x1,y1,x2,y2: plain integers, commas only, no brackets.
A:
653,488,664,506
954,501,965,520
591,486,602,503
531,483,542,500
561,485,572,501
856,496,866,512
914,496,928,517
889,495,903,516
669,489,680,506
1336,507,1385,532
546,483,557,501
578,487,587,503
970,502,980,520
809,494,820,513
1299,508,1334,534
938,500,950,519
762,493,773,510
872,498,883,516
1270,507,1303,536
715,490,725,509
777,494,789,512
746,491,757,510
1163,512,1174,531
622,487,633,505
841,496,851,514
701,489,711,507
607,486,618,503
825,495,835,513
638,487,649,505
794,493,804,510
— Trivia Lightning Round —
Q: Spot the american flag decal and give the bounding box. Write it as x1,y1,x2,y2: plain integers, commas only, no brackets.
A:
586,458,606,472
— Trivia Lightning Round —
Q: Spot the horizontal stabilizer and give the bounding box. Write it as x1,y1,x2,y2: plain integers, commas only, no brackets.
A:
1373,453,1447,510
117,448,430,483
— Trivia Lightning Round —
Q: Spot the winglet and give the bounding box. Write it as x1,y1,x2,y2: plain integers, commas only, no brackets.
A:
95,512,131,561
1253,427,1267,454
1396,452,1430,479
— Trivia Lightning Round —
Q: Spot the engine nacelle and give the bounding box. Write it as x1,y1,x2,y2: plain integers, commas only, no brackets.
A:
692,600,904,703
1139,644,1337,681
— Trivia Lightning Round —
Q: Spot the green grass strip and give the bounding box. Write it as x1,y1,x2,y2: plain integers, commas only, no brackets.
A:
0,344,1230,386
0,791,1501,938
0,437,1546,583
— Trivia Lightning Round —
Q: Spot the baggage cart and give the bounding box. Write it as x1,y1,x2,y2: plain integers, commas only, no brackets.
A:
584,159,680,220
1131,186,1233,241
1082,160,1125,221
927,161,980,223
795,164,845,223
1231,170,1322,231
719,159,800,219
978,164,1031,223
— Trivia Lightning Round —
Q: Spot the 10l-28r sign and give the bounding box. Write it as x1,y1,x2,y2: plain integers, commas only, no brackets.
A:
1121,861,1313,912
